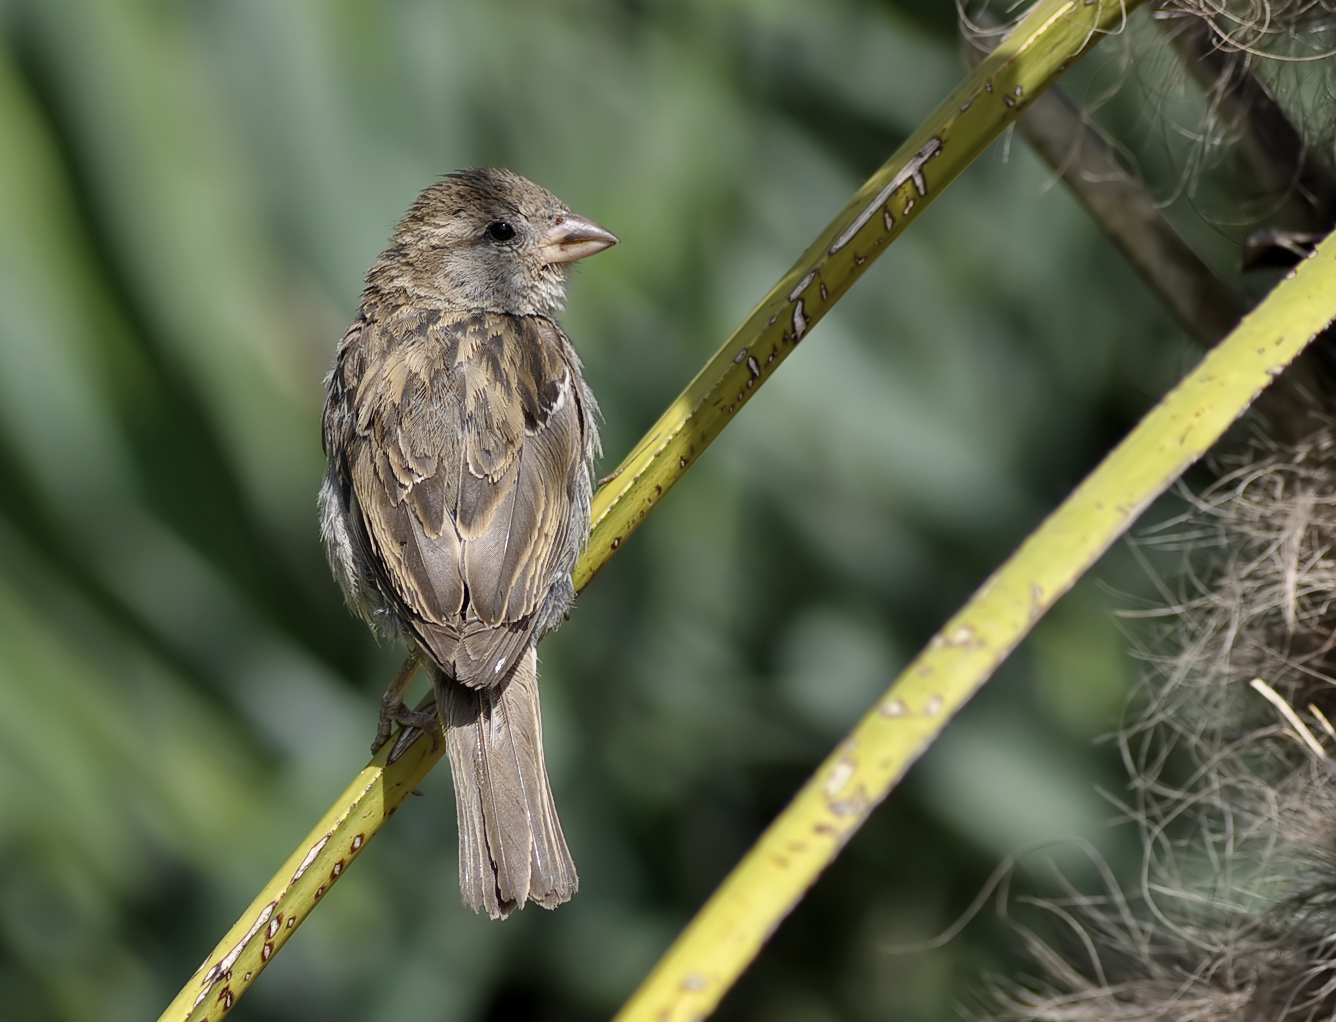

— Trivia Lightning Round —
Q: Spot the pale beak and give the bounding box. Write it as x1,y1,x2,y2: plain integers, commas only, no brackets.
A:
535,214,619,265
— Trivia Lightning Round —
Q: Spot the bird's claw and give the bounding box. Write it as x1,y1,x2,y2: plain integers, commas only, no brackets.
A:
374,705,440,764
596,465,625,487
371,650,436,757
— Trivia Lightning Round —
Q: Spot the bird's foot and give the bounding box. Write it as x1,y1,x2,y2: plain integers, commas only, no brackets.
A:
373,702,440,751
371,650,435,754
382,704,442,764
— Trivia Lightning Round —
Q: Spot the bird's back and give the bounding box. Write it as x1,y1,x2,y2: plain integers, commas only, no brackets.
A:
320,301,598,688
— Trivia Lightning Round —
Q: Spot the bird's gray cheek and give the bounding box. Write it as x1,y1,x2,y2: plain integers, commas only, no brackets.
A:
513,265,533,297
432,252,472,297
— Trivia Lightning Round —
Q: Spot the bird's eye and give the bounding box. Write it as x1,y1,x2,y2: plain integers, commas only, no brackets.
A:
486,221,516,242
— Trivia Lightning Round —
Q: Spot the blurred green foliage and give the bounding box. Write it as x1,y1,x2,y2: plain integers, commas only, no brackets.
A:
0,1,1217,1020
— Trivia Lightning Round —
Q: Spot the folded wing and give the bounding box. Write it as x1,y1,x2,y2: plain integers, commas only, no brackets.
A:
348,309,586,688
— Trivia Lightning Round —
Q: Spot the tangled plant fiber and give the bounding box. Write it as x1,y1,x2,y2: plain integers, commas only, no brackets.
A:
990,406,1336,1022
1157,0,1336,61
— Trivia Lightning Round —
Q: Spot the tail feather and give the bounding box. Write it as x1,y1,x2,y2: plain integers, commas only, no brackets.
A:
440,649,577,918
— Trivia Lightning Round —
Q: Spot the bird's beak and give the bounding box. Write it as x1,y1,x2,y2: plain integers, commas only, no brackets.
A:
535,214,619,265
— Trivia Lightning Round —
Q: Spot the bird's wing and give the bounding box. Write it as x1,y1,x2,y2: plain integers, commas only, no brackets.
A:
348,309,587,688
453,314,586,687
347,308,469,669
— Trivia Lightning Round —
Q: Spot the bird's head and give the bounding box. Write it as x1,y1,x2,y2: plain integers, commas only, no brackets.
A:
370,167,618,317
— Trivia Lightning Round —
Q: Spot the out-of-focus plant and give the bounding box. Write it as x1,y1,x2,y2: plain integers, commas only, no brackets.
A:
3,1,1322,1021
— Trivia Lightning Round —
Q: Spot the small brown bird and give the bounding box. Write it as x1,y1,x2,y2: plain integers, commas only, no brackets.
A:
319,168,617,917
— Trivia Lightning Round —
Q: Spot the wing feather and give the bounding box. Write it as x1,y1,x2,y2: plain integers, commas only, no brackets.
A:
340,308,590,689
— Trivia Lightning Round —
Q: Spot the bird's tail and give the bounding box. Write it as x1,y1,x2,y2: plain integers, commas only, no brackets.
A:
439,648,577,919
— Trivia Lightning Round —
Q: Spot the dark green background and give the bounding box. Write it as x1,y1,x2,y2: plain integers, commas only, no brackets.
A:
0,2,1232,1020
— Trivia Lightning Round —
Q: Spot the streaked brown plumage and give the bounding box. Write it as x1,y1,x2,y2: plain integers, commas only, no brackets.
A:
319,168,616,917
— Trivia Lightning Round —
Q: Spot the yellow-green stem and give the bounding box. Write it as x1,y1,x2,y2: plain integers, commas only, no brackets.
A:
611,233,1336,1022
158,3,1144,1019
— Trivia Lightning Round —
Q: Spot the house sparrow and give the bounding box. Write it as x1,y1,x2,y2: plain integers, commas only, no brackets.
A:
319,168,617,918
